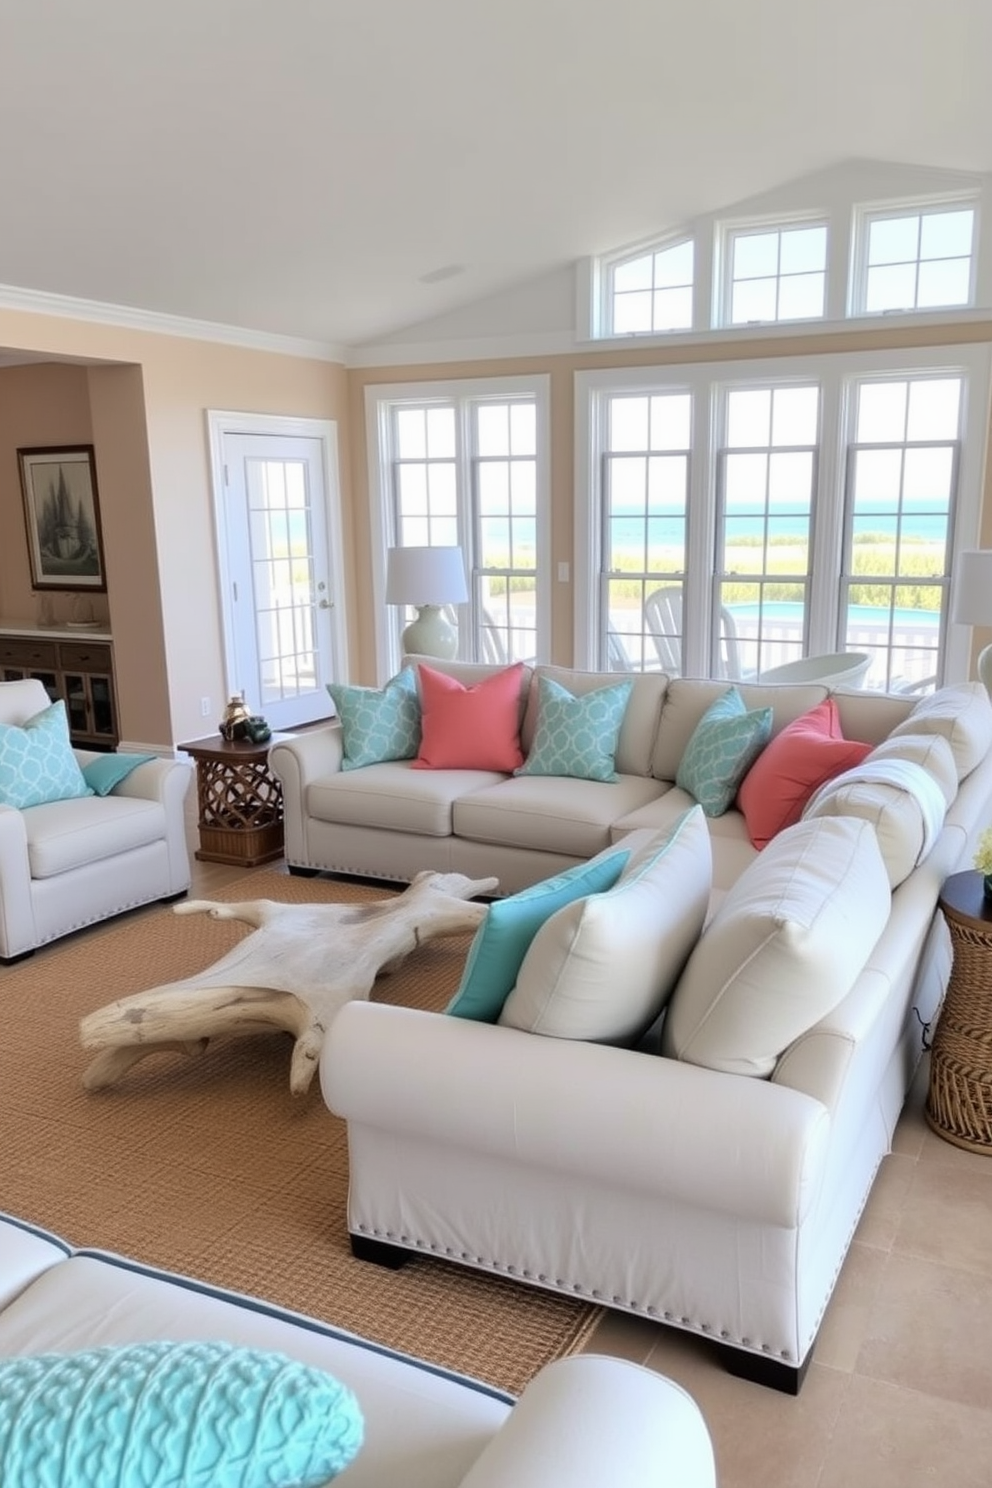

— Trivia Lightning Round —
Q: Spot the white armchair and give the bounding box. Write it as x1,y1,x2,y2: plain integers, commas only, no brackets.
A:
0,679,192,962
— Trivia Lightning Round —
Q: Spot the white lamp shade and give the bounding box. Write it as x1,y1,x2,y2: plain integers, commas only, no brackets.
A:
385,546,469,607
952,550,992,626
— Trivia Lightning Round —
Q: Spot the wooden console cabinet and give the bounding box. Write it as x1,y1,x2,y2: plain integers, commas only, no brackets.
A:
0,627,119,749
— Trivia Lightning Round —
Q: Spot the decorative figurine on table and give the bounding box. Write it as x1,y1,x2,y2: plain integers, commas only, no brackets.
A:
219,693,271,743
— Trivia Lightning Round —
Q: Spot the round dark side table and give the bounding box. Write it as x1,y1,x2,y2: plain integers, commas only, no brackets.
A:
926,869,992,1154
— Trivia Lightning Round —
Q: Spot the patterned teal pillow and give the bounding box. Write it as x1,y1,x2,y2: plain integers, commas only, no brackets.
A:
82,752,157,796
327,669,421,771
676,686,773,817
516,676,634,782
0,1340,363,1488
0,699,91,809
446,850,630,1021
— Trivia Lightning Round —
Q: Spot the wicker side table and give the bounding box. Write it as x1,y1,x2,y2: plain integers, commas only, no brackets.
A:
178,733,290,868
926,869,992,1154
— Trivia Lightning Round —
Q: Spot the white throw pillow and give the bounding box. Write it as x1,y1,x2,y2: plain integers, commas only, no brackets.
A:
499,805,712,1043
662,815,890,1077
888,682,992,781
863,731,958,808
801,756,947,888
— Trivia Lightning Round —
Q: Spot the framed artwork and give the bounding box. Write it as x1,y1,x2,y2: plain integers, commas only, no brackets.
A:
18,445,107,591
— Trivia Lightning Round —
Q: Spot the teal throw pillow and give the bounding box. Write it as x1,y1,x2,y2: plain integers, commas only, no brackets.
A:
515,676,634,782
676,686,773,817
327,669,421,771
0,699,91,809
446,850,630,1021
82,752,157,795
0,1340,363,1488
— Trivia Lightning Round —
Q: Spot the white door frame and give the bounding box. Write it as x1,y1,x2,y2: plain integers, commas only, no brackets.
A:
206,410,350,708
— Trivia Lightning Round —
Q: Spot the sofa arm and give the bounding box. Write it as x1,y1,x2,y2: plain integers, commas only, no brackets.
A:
459,1355,715,1488
269,727,343,865
324,1004,831,1230
0,805,35,960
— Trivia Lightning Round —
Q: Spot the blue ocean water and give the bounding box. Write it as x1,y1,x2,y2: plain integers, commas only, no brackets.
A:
605,497,947,549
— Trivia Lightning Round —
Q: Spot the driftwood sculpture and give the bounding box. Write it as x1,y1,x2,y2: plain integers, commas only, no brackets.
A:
80,870,497,1096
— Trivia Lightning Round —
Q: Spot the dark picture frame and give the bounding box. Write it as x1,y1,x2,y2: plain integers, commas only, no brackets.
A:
17,444,107,591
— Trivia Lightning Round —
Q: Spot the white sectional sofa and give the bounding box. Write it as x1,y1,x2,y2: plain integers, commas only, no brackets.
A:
0,1212,716,1487
270,662,992,1392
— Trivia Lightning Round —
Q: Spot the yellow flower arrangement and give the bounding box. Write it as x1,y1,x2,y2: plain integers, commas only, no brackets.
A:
975,827,992,877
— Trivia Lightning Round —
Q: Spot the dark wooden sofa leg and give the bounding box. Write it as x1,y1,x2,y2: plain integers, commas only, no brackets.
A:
0,947,34,966
350,1233,411,1269
724,1340,812,1395
288,865,320,878
159,890,188,904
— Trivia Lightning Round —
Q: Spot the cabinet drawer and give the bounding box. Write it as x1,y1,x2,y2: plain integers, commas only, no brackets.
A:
0,638,58,668
58,642,112,672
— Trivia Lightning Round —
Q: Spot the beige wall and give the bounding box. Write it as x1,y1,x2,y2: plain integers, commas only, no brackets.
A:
0,309,349,746
349,319,992,680
1,306,990,745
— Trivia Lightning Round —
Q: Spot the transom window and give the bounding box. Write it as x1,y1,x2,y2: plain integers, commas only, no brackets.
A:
724,223,828,326
368,377,550,676
610,240,694,336
858,206,975,314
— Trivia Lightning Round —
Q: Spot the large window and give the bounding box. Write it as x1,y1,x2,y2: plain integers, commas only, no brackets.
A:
368,377,550,676
576,347,989,690
609,240,694,336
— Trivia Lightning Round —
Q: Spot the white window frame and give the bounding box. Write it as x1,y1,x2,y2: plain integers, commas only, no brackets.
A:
715,213,830,329
575,345,991,682
850,194,980,318
366,374,551,680
600,234,696,339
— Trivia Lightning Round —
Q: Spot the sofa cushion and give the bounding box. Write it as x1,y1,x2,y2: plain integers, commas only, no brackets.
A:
662,815,891,1077
516,675,633,782
521,666,668,777
453,772,666,858
24,796,168,879
613,786,758,894
737,699,873,848
801,757,948,888
446,851,630,1022
0,699,91,809
0,1340,363,1488
500,808,712,1043
676,687,772,817
327,670,421,770
864,731,958,807
413,662,526,771
888,681,992,781
651,679,829,781
308,762,506,838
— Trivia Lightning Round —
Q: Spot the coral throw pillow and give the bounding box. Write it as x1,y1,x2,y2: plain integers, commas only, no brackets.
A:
737,697,873,849
413,661,526,771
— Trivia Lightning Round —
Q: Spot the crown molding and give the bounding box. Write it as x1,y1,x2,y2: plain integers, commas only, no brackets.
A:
346,329,579,369
0,282,346,364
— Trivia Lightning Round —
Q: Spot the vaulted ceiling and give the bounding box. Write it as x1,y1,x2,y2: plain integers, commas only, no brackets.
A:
0,0,987,354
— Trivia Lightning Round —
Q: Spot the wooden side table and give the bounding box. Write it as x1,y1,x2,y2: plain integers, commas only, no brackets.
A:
179,733,290,868
926,869,992,1153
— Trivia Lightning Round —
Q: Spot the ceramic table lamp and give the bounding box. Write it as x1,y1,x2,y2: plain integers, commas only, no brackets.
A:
385,545,469,658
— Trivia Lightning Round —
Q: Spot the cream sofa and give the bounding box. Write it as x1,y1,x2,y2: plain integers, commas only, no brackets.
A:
0,678,192,962
271,663,992,1394
0,1211,716,1487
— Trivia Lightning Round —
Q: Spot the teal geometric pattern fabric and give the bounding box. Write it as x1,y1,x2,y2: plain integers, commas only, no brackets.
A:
676,686,773,817
0,700,92,809
515,675,634,782
446,849,630,1021
0,1340,364,1488
327,668,421,771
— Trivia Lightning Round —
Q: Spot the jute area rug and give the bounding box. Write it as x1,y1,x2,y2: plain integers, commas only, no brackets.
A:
0,871,602,1394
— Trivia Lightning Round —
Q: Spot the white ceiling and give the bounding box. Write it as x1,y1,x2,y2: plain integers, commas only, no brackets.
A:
0,0,988,355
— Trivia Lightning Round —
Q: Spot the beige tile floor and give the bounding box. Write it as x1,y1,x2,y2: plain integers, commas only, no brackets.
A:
184,803,992,1488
